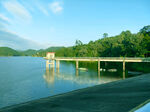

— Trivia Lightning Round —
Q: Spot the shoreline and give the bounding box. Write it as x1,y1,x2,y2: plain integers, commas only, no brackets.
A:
0,73,150,112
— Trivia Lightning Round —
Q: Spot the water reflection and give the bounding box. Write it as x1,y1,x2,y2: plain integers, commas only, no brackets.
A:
56,68,59,74
123,71,125,79
98,70,101,78
76,69,79,77
43,68,55,85
43,67,122,86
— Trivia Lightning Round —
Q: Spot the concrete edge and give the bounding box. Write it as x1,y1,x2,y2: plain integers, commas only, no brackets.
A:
129,99,150,112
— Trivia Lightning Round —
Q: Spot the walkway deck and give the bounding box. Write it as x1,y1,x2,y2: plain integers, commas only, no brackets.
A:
44,57,150,62
0,73,150,112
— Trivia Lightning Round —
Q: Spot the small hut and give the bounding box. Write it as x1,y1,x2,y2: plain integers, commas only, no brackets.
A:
46,52,55,59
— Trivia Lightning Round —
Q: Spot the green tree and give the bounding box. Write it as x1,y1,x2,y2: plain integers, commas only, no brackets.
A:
142,34,150,57
140,25,150,36
103,33,108,38
75,40,83,46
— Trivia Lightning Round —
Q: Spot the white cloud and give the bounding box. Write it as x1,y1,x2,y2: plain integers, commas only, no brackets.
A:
20,0,36,13
49,1,63,14
3,0,32,22
38,5,49,16
0,29,47,50
0,13,12,24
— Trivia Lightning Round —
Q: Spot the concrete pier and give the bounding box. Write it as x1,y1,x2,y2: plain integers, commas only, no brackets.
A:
46,52,55,69
98,60,100,71
76,61,79,70
46,60,55,69
44,56,150,78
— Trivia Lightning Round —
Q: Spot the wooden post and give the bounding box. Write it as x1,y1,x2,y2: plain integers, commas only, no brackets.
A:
123,61,125,79
76,61,79,70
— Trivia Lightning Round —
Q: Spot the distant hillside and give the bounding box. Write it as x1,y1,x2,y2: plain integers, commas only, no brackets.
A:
44,47,65,53
0,46,64,56
33,47,65,57
20,49,37,56
21,47,64,56
0,47,21,56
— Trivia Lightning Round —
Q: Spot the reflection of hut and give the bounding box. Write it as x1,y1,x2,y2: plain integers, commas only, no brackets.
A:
43,68,55,85
46,52,55,59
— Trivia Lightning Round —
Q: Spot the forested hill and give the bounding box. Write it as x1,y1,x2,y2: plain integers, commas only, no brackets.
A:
0,47,21,56
20,49,37,56
23,47,64,56
0,47,64,56
34,25,150,57
31,47,65,57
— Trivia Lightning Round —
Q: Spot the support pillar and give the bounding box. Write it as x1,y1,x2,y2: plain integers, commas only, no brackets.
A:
98,60,100,71
50,60,55,68
76,61,79,77
76,61,79,70
123,61,125,79
98,60,100,78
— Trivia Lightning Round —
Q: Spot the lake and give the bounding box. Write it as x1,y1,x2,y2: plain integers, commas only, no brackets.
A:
0,57,122,108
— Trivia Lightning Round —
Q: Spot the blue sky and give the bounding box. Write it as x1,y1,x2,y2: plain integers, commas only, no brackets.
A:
0,0,150,50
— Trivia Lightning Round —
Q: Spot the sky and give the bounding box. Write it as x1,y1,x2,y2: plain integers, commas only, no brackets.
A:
0,0,150,50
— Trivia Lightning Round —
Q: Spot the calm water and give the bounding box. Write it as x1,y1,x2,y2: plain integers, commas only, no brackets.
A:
0,57,122,108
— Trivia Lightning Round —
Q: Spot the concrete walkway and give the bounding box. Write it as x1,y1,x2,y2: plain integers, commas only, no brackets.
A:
1,74,150,112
